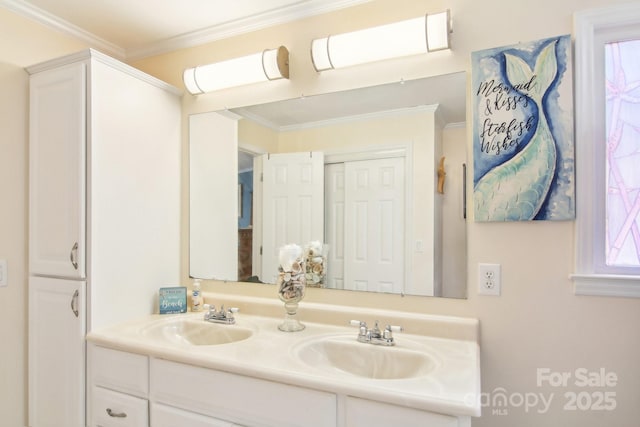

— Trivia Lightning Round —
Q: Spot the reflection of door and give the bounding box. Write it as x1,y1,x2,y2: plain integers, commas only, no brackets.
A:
326,158,405,293
257,152,324,283
325,164,345,289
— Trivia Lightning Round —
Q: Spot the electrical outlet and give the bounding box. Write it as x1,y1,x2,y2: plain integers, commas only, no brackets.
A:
478,263,500,296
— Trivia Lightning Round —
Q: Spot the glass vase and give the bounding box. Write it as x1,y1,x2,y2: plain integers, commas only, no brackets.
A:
277,264,306,332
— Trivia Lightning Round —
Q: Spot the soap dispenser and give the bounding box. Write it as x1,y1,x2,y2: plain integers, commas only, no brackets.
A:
192,279,203,312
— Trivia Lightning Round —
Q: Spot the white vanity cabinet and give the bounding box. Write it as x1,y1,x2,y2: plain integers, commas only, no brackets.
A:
88,345,149,427
88,342,473,427
151,403,243,427
343,397,470,427
27,49,181,427
88,344,336,427
149,358,337,427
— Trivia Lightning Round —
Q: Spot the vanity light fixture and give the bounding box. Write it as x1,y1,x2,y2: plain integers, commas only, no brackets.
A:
311,10,451,72
183,46,289,95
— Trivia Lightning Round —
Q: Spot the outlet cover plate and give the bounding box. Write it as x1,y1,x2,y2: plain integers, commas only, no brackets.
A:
478,263,501,296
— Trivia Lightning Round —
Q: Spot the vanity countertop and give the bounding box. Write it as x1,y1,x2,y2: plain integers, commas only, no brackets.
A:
86,294,481,417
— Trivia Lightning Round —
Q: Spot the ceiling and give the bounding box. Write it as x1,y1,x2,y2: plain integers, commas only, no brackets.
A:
232,72,466,130
2,0,373,59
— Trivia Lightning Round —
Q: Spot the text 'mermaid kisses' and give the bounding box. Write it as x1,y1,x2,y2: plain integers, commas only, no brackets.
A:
477,75,538,156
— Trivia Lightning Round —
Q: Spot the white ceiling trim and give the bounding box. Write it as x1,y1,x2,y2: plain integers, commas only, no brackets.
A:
1,0,372,61
126,0,372,60
0,0,125,59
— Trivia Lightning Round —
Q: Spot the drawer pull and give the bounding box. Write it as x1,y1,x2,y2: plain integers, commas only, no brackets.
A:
106,408,127,418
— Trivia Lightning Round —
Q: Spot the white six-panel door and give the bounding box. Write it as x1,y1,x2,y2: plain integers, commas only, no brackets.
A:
324,163,345,290
259,152,324,284
326,158,405,293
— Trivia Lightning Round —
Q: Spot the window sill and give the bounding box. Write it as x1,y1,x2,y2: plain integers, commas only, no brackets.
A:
570,274,640,298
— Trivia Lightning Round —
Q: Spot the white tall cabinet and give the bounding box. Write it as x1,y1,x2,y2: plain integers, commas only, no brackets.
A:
27,49,181,427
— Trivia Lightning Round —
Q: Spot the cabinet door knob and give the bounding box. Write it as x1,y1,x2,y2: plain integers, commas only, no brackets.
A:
70,242,79,270
70,289,79,318
106,408,127,418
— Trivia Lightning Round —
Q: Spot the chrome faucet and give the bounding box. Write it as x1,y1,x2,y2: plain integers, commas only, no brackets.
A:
203,304,238,325
350,320,403,346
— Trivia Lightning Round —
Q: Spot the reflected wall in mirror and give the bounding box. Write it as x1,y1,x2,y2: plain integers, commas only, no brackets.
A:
190,72,468,298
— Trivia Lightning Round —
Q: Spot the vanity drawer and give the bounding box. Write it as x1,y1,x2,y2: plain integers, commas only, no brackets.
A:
344,397,466,427
89,344,149,397
91,386,149,427
151,402,244,427
150,358,336,427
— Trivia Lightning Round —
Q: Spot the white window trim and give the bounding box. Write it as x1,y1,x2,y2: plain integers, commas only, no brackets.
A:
572,3,640,297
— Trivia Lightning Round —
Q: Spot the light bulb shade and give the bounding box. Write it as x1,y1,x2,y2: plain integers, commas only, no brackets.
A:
184,46,289,95
426,10,451,51
311,10,451,72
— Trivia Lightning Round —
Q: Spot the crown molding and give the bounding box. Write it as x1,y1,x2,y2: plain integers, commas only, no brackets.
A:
0,0,125,59
25,48,182,95
125,0,372,60
1,0,372,61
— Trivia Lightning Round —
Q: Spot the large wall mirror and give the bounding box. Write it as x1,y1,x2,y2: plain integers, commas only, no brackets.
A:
190,72,468,298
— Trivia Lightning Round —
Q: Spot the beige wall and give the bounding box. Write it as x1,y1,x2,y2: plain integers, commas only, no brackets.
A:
0,61,29,427
1,0,639,426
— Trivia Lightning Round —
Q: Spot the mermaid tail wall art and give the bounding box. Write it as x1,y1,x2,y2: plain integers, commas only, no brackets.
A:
472,35,575,222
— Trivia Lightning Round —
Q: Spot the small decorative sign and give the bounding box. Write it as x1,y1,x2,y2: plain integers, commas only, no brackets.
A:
159,286,187,314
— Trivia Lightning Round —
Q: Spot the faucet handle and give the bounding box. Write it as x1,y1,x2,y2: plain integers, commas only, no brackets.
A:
349,320,368,337
383,324,403,340
203,304,212,320
226,307,239,320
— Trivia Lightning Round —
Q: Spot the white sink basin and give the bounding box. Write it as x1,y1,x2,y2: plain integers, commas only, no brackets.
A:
293,335,436,380
141,318,253,346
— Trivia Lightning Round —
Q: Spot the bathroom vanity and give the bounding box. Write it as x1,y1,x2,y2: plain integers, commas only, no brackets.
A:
86,294,480,427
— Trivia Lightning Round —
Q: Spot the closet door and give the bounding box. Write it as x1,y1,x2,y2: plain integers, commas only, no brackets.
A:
29,62,86,279
343,157,405,293
324,163,345,289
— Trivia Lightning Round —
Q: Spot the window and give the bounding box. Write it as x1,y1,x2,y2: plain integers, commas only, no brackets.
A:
605,39,640,268
572,4,640,297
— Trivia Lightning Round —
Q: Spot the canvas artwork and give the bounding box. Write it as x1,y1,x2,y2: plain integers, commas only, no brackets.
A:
472,35,575,222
